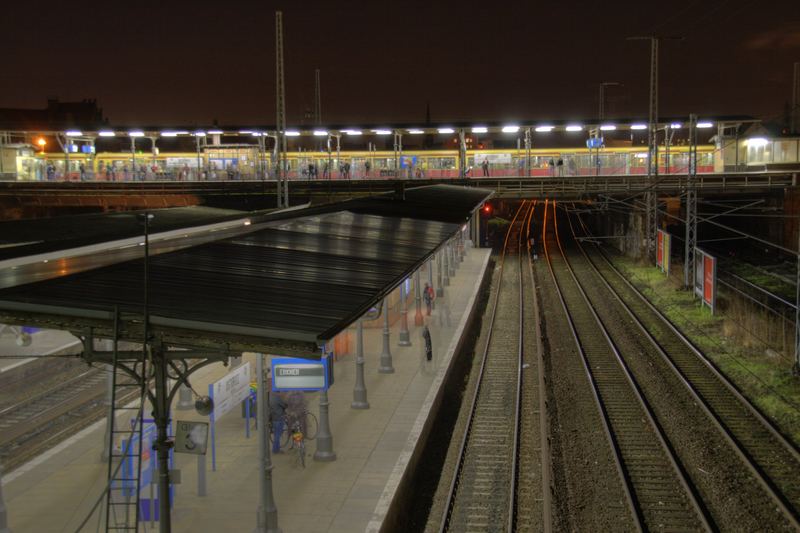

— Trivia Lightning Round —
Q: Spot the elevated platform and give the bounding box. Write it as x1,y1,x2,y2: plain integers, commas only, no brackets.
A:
2,247,492,532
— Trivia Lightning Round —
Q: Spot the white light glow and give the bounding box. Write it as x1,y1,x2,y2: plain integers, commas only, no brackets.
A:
501,125,520,133
670,123,682,129
600,125,616,131
251,132,262,137
437,128,455,134
746,137,769,147
129,131,145,137
535,125,554,132
407,129,424,134
208,129,224,135
243,219,252,226
285,130,301,137
344,130,362,136
566,125,583,132
313,130,328,136
635,152,649,158
238,130,253,134
161,131,179,137
630,124,647,130
372,129,392,135
65,130,82,136
697,122,713,128
98,131,115,137
472,126,488,133
194,131,206,137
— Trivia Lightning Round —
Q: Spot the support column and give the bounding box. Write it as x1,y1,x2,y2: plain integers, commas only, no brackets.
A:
314,387,336,461
448,241,456,277
352,319,369,409
436,249,444,297
378,298,394,373
427,258,435,310
458,129,467,178
152,345,172,533
255,353,281,532
102,367,114,461
414,270,424,326
443,246,451,287
197,454,207,497
398,282,411,346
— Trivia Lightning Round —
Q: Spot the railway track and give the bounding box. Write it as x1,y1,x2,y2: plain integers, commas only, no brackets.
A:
568,209,800,529
440,201,550,532
0,365,129,472
543,201,711,531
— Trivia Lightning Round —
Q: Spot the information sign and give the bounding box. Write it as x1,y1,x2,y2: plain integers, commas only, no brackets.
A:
175,421,209,455
211,362,251,419
656,229,671,274
694,247,717,314
271,356,330,392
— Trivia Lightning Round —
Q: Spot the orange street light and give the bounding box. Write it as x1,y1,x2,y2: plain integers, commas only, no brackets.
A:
36,137,47,152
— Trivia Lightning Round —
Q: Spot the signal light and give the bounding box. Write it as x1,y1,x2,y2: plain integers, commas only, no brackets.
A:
482,204,492,215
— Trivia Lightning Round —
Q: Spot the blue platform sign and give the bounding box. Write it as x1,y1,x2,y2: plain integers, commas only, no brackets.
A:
271,356,330,392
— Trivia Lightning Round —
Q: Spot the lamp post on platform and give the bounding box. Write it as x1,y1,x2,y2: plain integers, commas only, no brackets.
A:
414,270,423,326
255,353,281,533
398,282,411,346
352,318,369,409
378,298,394,373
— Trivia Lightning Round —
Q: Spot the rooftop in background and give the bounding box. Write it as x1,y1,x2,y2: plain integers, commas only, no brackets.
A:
0,99,107,131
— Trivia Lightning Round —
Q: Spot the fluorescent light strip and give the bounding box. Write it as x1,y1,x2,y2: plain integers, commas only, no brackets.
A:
565,125,583,132
98,131,115,137
630,124,647,130
600,125,616,131
407,129,424,134
472,126,488,133
285,131,301,137
535,126,554,132
501,125,520,133
437,128,455,134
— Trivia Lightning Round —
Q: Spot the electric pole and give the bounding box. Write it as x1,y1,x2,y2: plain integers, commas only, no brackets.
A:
628,35,681,261
275,11,287,208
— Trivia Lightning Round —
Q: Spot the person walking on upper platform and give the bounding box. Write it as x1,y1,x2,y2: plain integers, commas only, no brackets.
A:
422,324,433,361
482,158,490,177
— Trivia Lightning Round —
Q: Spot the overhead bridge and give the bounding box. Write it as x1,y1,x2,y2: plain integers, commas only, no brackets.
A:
1,170,797,217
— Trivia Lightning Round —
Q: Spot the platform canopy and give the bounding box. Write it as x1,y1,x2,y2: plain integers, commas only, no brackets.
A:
0,185,491,357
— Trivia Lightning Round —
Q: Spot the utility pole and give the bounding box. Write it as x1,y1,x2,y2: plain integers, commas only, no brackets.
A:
598,81,620,122
314,69,322,126
629,36,679,260
685,114,698,289
793,62,799,135
275,11,287,208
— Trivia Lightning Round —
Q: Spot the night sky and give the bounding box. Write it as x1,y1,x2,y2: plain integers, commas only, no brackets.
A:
2,0,798,126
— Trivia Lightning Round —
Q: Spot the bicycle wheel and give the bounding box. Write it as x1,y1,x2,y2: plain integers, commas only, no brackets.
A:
280,417,291,449
303,411,319,440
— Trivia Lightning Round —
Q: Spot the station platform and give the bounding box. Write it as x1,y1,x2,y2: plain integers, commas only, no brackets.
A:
2,247,492,532
0,328,80,373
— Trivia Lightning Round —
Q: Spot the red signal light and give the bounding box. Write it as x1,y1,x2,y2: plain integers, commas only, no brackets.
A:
483,204,491,214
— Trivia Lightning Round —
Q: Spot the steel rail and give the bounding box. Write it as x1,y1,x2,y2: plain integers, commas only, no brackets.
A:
555,210,712,530
571,210,800,528
439,201,528,533
541,200,643,532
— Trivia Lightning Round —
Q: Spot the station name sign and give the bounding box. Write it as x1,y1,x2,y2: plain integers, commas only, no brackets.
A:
271,356,332,392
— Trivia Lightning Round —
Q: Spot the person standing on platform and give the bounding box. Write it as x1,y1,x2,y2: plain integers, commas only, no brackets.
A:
365,160,371,177
422,324,433,362
423,283,434,315
482,158,490,177
557,157,564,176
269,391,288,453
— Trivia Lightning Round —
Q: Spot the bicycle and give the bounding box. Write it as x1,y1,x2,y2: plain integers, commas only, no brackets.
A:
288,420,306,468
269,409,318,450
